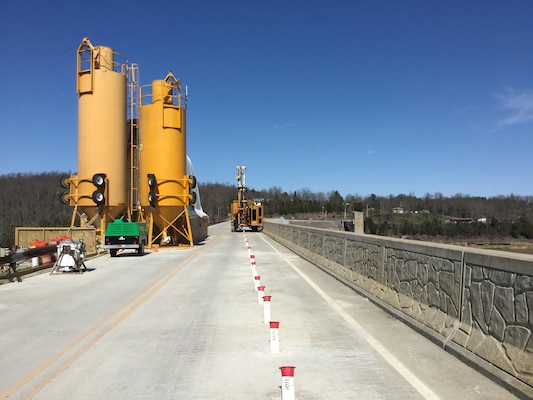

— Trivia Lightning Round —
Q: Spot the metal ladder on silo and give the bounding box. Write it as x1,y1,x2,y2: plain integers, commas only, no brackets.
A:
128,63,140,221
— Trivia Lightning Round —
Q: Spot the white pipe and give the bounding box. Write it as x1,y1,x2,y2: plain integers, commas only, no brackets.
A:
279,366,295,400
270,321,280,353
257,286,265,304
263,295,271,324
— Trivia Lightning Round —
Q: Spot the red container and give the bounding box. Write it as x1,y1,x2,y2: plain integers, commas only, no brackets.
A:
279,366,295,377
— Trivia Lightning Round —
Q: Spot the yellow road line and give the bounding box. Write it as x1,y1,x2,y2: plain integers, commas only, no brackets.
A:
2,228,225,400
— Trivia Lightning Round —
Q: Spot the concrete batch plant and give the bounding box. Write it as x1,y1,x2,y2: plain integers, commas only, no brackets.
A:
62,37,209,249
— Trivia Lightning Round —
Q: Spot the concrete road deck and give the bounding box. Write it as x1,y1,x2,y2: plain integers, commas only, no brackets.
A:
0,222,518,399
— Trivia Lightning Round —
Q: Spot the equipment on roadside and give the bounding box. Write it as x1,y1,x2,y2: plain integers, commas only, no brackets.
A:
60,38,208,249
230,166,264,232
50,239,87,274
103,220,148,257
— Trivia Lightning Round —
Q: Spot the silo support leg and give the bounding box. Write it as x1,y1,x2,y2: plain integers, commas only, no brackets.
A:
147,216,155,249
147,209,194,247
159,208,193,247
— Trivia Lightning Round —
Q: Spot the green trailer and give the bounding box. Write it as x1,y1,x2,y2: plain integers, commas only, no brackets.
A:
103,220,148,257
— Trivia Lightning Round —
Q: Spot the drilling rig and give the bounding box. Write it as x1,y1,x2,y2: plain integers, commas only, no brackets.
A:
230,166,264,232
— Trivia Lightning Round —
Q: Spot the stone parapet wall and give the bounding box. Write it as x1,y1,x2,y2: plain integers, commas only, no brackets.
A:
264,220,533,398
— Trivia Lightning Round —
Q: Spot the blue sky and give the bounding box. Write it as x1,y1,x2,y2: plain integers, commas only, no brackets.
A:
1,1,533,198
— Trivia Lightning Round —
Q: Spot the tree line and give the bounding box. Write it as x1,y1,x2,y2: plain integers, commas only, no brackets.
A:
1,172,532,247
0,172,72,247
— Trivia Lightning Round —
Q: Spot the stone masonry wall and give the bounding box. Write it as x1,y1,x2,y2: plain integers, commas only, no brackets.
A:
264,221,533,398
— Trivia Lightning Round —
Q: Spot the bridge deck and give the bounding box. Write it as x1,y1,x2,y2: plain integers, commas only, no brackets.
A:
0,223,517,399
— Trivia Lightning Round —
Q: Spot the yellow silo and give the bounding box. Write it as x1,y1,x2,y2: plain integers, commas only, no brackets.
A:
70,38,128,228
139,72,194,246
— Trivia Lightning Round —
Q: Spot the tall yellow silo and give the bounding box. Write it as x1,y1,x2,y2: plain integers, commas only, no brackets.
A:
68,38,128,234
139,72,194,246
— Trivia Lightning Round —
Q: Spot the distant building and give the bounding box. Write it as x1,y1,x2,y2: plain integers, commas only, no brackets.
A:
392,207,404,214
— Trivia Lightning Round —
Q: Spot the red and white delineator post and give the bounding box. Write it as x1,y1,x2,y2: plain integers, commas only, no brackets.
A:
257,286,265,304
254,275,261,291
263,295,271,324
269,321,280,353
250,254,257,274
279,366,296,400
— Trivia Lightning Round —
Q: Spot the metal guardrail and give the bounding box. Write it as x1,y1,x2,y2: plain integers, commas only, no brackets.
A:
0,245,59,283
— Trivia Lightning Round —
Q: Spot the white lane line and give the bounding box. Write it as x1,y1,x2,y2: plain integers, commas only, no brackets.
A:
260,236,441,400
